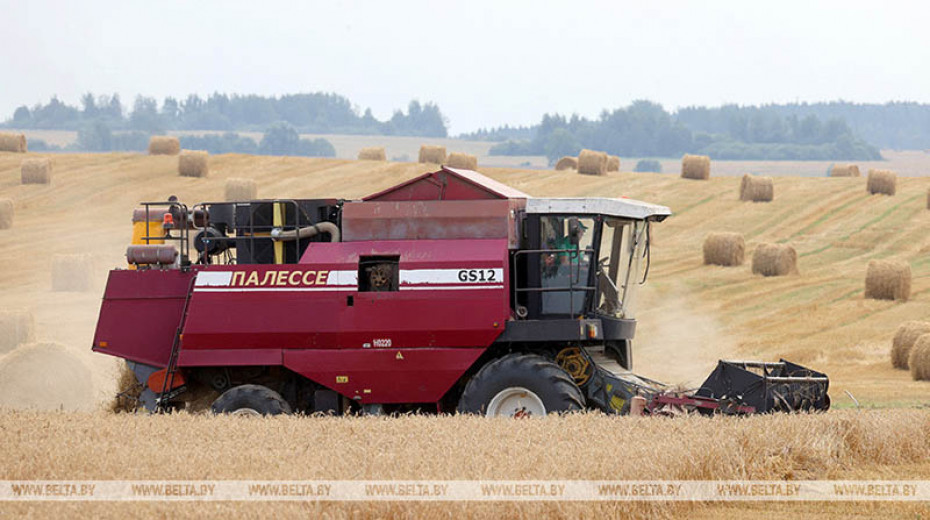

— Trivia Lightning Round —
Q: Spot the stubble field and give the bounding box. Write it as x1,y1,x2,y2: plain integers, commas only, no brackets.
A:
1,149,929,518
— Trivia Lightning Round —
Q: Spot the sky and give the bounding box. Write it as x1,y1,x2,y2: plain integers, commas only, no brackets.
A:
1,0,929,135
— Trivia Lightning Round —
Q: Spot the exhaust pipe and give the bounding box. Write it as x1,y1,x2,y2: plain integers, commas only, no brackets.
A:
270,221,340,243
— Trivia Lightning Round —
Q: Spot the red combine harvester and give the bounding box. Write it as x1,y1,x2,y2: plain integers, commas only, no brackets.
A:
93,167,829,416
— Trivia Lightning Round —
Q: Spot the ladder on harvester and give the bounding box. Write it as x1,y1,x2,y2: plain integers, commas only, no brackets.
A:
154,275,198,413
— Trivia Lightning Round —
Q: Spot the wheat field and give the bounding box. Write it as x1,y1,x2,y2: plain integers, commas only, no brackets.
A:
2,151,930,517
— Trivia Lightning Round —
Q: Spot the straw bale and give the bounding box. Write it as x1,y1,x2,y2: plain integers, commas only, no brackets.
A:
446,152,478,170
739,174,774,202
0,342,93,411
0,132,27,152
751,243,798,276
148,136,180,155
867,169,896,196
909,334,930,381
891,321,930,369
577,149,608,176
418,145,446,164
357,147,387,161
607,156,620,172
864,259,911,301
0,198,12,229
703,232,744,267
224,178,257,201
178,150,209,178
681,154,710,180
21,158,51,184
830,164,860,177
555,156,578,171
51,254,93,292
0,310,35,355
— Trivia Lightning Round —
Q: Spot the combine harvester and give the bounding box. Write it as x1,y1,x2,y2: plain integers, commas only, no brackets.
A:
93,167,829,416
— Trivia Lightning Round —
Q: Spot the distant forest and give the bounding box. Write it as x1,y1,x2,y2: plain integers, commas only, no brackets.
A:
6,93,930,161
470,101,896,162
3,92,447,137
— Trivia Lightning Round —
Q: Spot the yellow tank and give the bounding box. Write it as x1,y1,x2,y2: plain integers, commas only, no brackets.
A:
129,208,167,268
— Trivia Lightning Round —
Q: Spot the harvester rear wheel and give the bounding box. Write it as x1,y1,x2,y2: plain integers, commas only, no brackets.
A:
211,384,292,416
456,353,584,417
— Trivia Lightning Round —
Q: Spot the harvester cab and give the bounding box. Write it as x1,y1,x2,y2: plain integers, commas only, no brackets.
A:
96,166,829,417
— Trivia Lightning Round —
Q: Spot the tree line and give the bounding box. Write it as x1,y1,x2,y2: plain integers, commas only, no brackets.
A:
485,100,883,163
6,92,448,137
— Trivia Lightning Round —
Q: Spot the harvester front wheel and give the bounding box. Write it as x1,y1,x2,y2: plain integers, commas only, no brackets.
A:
457,353,584,417
211,384,292,416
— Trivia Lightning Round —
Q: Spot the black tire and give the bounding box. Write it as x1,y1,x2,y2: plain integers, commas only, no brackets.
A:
457,353,585,416
211,384,292,416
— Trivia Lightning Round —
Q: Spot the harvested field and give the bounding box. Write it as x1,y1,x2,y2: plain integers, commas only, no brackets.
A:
4,152,930,517
357,146,386,161
446,151,478,170
751,243,798,277
0,310,34,354
577,149,608,176
418,145,446,164
51,254,93,292
702,232,744,266
1,410,929,518
224,177,257,201
3,153,930,408
864,259,911,301
20,158,51,184
178,150,209,177
148,136,180,156
554,156,577,171
0,198,12,229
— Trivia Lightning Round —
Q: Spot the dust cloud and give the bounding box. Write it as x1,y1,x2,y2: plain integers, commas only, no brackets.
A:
632,284,739,389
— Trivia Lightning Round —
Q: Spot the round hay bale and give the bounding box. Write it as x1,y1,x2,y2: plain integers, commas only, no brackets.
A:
890,321,930,369
51,254,93,292
0,132,27,153
577,149,608,176
751,243,798,276
0,342,94,411
703,232,745,267
20,158,51,184
864,259,911,301
739,174,774,202
555,156,578,171
418,145,447,164
446,152,478,170
178,150,209,178
606,155,620,172
867,169,896,196
926,187,930,210
909,334,930,381
225,178,257,201
0,310,35,355
148,136,180,155
357,147,387,161
681,154,710,180
0,198,12,230
830,164,860,177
